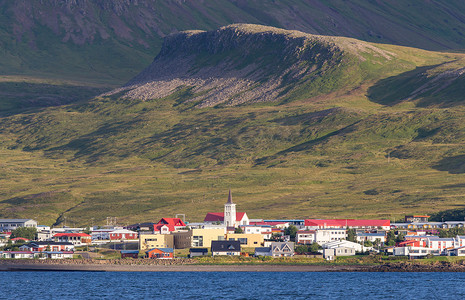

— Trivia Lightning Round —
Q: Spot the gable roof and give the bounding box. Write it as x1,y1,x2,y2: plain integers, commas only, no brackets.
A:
204,212,247,222
211,240,241,252
157,218,186,227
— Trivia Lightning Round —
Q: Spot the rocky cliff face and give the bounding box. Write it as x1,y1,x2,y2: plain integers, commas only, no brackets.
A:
110,24,393,107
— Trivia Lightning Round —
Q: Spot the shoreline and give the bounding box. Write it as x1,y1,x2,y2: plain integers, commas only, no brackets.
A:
0,260,370,272
1,259,465,272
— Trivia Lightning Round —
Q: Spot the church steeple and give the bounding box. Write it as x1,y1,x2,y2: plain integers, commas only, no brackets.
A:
224,190,236,227
227,189,233,204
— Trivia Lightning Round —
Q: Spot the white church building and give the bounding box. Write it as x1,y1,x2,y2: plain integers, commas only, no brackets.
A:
204,190,249,227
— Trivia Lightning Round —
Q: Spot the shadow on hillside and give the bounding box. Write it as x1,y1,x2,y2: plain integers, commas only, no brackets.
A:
0,81,108,115
367,64,465,107
255,120,360,166
429,205,465,222
367,65,437,106
433,154,465,174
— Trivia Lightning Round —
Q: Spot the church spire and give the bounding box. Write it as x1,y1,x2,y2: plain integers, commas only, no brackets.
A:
227,189,233,204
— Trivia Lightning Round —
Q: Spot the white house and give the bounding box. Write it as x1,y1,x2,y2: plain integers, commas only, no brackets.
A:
296,229,347,245
322,240,364,252
240,225,272,239
393,246,440,257
0,219,37,231
426,237,455,252
295,230,315,244
356,232,386,244
323,246,356,260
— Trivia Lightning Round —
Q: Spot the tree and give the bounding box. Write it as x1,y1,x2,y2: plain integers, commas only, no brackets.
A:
234,227,243,234
284,225,298,240
295,245,309,254
364,240,373,247
346,228,356,242
309,242,322,253
10,227,37,240
386,230,396,246
395,232,405,243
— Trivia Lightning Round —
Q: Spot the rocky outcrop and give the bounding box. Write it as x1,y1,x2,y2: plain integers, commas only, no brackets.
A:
107,24,394,107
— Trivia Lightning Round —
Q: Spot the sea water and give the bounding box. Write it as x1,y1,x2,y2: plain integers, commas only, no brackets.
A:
1,271,464,299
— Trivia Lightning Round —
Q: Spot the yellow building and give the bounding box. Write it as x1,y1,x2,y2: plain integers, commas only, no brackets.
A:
139,233,174,251
226,233,263,248
172,228,226,249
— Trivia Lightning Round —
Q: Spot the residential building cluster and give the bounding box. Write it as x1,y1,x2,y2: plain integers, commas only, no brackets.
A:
1,192,465,260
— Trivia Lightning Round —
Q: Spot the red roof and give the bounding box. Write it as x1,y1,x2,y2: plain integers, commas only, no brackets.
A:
157,218,186,227
54,233,91,237
305,219,390,228
11,237,29,241
204,212,246,222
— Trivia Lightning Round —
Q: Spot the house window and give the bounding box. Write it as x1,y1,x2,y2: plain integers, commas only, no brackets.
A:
193,236,203,247
238,238,248,245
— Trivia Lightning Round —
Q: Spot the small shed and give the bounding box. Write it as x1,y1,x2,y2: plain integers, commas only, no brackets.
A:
121,250,139,259
189,248,209,257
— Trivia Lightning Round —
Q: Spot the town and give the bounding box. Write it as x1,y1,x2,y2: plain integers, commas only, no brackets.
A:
1,191,465,261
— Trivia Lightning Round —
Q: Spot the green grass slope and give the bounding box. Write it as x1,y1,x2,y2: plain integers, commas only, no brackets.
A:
1,26,465,226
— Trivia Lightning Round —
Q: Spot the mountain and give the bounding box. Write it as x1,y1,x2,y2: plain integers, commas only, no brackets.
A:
1,25,465,226
2,0,465,83
2,0,465,113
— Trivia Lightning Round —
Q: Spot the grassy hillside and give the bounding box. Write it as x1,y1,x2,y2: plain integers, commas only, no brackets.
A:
1,26,465,226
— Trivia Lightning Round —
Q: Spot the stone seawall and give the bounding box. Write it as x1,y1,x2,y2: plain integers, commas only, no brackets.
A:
1,259,465,272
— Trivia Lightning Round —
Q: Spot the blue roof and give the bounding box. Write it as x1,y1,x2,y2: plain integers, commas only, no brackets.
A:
121,250,139,254
146,248,173,253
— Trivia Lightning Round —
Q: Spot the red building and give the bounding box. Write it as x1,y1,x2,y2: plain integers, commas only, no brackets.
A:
109,229,138,240
153,218,186,234
120,250,140,258
145,248,174,259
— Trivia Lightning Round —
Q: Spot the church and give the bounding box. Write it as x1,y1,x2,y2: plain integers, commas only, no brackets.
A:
203,190,250,227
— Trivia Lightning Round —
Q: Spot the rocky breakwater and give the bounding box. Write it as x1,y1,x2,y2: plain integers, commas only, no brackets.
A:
373,260,465,272
105,24,394,107
0,258,196,271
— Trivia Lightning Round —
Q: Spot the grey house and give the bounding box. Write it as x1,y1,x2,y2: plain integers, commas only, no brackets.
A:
254,242,295,257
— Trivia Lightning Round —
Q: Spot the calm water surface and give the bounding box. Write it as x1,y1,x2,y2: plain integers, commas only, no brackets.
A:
1,271,464,299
